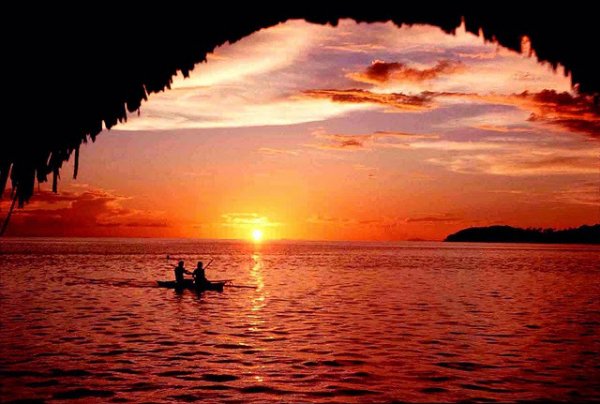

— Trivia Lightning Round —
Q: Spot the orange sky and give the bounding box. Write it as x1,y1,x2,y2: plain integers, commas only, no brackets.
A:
3,20,599,240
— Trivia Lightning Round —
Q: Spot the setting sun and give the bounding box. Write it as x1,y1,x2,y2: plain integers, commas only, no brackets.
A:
251,229,263,242
1,10,599,404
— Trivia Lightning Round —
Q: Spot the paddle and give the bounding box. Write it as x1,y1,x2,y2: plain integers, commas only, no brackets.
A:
226,284,258,289
219,279,258,289
166,255,213,268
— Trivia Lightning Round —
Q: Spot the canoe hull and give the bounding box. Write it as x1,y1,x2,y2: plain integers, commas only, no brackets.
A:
157,279,225,292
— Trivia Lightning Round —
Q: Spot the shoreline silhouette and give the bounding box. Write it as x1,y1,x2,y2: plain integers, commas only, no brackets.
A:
445,224,600,244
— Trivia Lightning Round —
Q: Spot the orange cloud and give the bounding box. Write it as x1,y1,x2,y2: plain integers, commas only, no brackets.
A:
510,155,599,174
353,164,378,173
427,149,598,176
456,51,499,60
303,89,435,111
322,43,386,53
405,214,462,224
473,124,532,133
523,90,599,137
552,181,600,206
307,215,384,227
307,215,355,225
348,59,464,84
312,133,371,150
221,213,281,228
258,147,299,156
308,130,438,151
3,189,168,236
307,215,464,232
446,90,600,138
307,87,598,138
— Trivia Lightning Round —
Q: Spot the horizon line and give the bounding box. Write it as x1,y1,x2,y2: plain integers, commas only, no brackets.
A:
0,235,441,243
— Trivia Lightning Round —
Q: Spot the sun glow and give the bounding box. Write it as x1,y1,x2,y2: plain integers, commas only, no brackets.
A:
251,229,264,243
16,21,594,242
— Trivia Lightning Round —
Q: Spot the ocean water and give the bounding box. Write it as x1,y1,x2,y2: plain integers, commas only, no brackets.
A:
1,238,599,403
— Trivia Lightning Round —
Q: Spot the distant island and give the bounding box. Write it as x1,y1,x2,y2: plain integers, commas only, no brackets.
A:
445,224,600,244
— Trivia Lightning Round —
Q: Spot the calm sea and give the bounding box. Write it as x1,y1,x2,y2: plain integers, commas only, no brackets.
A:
1,238,599,403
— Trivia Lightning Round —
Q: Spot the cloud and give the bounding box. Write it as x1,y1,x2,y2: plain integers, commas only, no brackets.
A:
427,149,599,176
527,114,600,138
221,213,281,227
307,214,463,230
472,124,532,133
374,131,439,139
322,43,387,53
305,87,597,139
455,89,599,138
489,189,526,195
318,129,595,177
170,20,326,89
353,164,378,172
307,129,439,151
303,89,435,111
408,140,506,151
456,51,499,60
511,156,597,171
258,147,299,156
528,89,598,113
348,59,464,84
311,133,371,150
2,190,81,207
307,215,354,225
3,189,168,236
121,96,365,130
518,90,599,137
115,21,374,130
110,20,580,134
307,215,384,226
304,87,597,140
447,90,599,138
405,214,462,223
552,181,600,206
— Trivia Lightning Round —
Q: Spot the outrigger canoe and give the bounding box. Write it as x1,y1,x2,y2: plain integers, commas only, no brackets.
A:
157,279,225,292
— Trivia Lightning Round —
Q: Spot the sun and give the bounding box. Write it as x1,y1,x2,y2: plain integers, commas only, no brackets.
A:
251,229,263,243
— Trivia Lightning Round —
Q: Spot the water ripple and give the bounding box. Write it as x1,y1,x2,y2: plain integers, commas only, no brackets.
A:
1,239,599,403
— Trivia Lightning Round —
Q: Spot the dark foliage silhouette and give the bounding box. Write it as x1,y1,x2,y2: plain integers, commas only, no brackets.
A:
445,224,600,244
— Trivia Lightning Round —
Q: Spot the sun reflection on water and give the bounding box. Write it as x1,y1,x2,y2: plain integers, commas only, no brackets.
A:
251,253,264,292
246,252,266,333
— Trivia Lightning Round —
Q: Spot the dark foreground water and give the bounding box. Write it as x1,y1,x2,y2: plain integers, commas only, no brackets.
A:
1,238,599,403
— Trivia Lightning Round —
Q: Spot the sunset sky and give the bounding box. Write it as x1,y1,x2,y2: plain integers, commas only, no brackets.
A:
4,20,599,240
